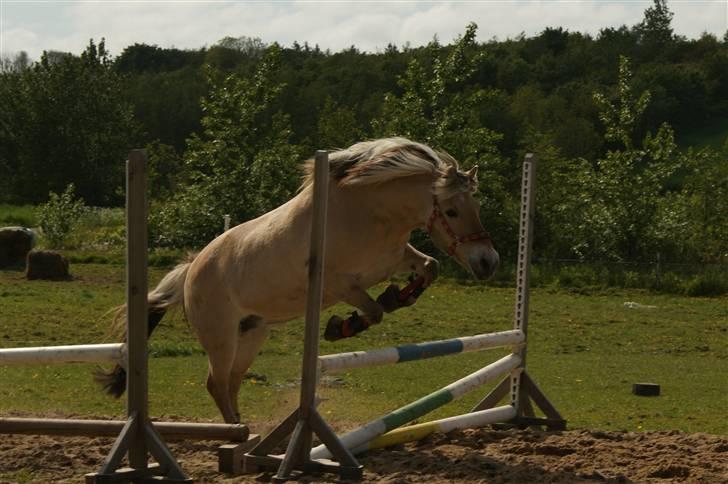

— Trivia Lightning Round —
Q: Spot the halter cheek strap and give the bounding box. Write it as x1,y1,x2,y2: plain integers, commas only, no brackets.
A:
426,196,491,256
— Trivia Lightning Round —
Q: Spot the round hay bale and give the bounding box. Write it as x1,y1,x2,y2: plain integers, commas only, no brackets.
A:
26,249,70,280
0,226,36,269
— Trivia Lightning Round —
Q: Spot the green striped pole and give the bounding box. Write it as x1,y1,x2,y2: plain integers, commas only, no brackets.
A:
310,353,521,460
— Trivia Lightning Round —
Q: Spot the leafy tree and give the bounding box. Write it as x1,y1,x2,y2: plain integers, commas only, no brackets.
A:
578,56,679,260
374,23,503,165
316,97,362,149
0,39,139,205
652,144,728,263
0,51,30,73
37,184,88,248
150,45,301,247
216,36,267,59
593,56,651,150
635,0,674,47
145,140,183,199
373,23,515,258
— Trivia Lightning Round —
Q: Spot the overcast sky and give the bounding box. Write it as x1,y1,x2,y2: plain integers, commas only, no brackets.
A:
1,1,726,61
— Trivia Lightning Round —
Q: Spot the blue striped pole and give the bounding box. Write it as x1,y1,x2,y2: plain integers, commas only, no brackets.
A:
318,330,524,374
310,353,521,460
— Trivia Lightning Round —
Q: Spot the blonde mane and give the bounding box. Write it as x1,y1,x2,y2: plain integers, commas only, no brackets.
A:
301,137,476,198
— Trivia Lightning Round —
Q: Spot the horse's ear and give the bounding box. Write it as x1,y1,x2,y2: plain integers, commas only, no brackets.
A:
466,166,478,180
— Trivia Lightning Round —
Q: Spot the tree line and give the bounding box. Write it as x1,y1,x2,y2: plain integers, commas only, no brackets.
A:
0,0,725,265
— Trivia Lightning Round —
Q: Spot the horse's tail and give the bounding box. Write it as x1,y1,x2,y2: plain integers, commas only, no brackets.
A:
94,253,197,398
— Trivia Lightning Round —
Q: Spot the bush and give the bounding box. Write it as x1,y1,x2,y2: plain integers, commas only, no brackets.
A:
556,265,604,289
37,184,88,249
651,272,685,294
686,272,728,297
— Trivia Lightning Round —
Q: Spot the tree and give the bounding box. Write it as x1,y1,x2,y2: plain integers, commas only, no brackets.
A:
316,97,362,149
593,56,651,150
216,36,267,59
0,51,30,73
373,24,516,258
0,39,139,205
150,45,301,247
652,144,728,263
635,0,674,48
578,56,679,260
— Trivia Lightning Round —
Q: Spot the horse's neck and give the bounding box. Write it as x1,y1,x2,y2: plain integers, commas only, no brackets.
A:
337,175,435,235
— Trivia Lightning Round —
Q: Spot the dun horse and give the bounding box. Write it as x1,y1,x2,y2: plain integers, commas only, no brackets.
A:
97,138,499,424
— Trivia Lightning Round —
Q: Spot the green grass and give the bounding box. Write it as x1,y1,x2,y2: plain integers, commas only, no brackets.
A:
0,204,37,227
1,264,726,437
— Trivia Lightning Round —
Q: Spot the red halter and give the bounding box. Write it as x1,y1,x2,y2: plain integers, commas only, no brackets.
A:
426,196,491,256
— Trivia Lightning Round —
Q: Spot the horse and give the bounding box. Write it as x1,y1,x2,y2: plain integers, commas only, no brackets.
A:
97,137,500,424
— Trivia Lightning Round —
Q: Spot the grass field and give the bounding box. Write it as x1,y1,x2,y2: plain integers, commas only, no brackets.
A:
1,263,726,437
0,204,37,228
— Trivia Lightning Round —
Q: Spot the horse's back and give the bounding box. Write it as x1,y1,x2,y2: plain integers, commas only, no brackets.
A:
184,196,312,325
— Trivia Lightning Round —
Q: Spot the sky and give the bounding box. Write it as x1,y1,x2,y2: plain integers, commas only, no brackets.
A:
1,1,726,61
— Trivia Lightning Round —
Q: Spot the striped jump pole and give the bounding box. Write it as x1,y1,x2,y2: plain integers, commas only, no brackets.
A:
352,404,517,454
318,330,524,374
0,343,125,366
310,352,522,460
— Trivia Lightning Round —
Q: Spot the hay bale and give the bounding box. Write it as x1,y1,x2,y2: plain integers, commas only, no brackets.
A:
26,250,70,280
0,227,36,269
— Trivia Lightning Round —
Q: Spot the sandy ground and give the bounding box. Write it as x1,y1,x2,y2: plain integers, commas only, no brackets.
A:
1,424,726,483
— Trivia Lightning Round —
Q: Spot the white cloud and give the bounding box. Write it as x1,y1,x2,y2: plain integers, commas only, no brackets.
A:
1,1,726,61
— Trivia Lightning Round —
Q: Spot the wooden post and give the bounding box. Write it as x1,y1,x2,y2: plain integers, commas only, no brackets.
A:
242,151,362,480
127,148,149,468
274,149,330,478
87,150,191,483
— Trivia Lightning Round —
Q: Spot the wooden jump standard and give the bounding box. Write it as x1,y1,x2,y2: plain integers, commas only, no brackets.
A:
0,151,259,482
238,151,363,480
230,153,564,480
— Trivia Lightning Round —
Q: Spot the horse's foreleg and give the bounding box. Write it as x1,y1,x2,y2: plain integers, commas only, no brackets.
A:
399,243,440,285
323,289,384,341
377,244,439,312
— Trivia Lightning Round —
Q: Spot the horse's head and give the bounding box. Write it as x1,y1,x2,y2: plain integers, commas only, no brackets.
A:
428,163,499,279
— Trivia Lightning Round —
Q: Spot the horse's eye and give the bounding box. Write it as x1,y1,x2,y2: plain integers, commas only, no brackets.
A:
445,209,458,218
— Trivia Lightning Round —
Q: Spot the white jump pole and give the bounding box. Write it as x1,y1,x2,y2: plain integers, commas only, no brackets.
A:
319,329,524,374
0,343,125,366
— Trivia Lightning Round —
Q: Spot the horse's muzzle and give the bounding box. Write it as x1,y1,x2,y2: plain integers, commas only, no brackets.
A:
471,250,499,280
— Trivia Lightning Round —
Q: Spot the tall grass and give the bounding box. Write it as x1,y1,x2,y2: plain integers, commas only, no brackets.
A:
0,204,37,227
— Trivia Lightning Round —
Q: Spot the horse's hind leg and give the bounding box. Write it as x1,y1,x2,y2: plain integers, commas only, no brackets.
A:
228,316,270,422
205,339,239,423
191,310,240,423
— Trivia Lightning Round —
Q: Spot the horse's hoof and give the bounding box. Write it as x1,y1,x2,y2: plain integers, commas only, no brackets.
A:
324,316,344,341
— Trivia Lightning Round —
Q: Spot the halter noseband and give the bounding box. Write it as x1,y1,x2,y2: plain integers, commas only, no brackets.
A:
426,196,491,256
